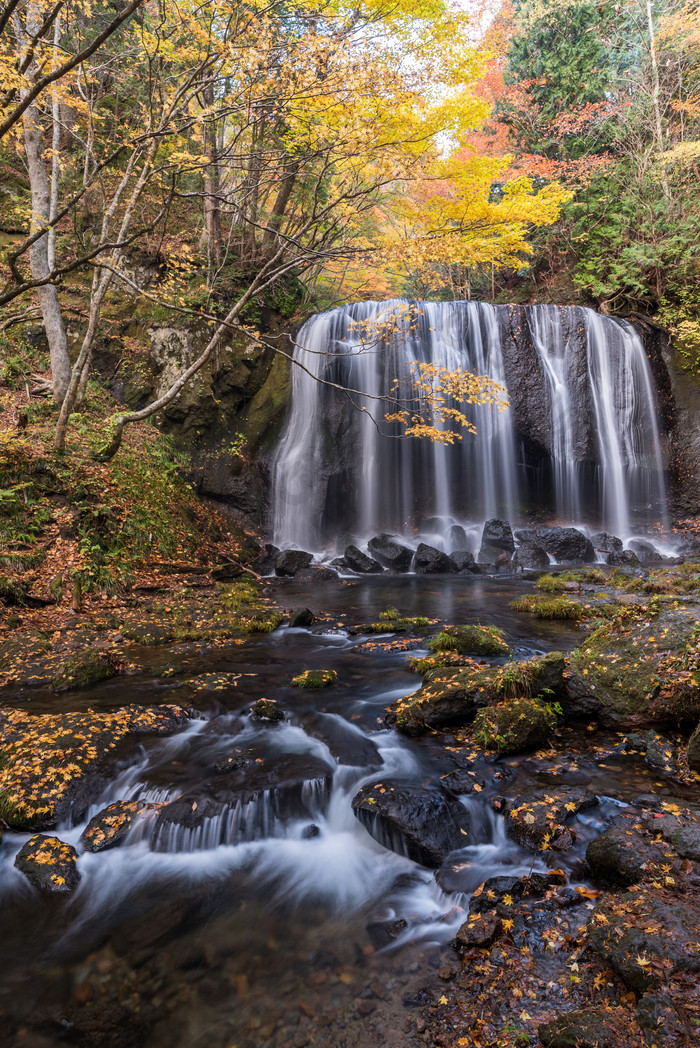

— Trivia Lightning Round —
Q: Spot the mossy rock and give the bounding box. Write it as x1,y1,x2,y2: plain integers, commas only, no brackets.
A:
388,652,565,736
407,652,477,675
291,669,337,689
428,624,509,657
250,697,285,720
14,834,80,892
511,593,610,620
81,799,162,852
473,698,556,755
539,1007,633,1048
51,650,119,692
566,606,700,728
0,577,29,606
688,722,700,770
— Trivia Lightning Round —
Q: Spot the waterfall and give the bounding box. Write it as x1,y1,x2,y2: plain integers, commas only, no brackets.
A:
272,300,668,550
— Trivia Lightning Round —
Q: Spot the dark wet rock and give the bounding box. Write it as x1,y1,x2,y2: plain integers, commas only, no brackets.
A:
468,875,523,914
512,542,550,569
636,993,694,1047
454,912,503,949
367,533,414,572
586,825,664,886
687,722,700,769
51,649,119,692
481,518,515,552
607,548,641,566
638,808,700,862
214,754,249,774
495,551,511,571
539,1008,630,1048
343,544,384,574
389,651,565,736
351,781,478,867
288,607,316,628
250,697,285,721
293,566,337,582
473,698,556,755
505,787,597,851
588,887,700,994
526,870,568,895
274,549,313,577
154,752,334,845
302,823,320,839
367,916,408,948
300,711,383,768
643,730,676,773
14,834,80,892
447,525,469,553
477,542,505,566
251,543,279,576
448,550,479,574
81,800,162,852
590,532,623,553
413,543,454,574
628,539,665,565
539,527,595,563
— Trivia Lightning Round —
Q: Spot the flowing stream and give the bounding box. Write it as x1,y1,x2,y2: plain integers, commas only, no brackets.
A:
0,577,690,1048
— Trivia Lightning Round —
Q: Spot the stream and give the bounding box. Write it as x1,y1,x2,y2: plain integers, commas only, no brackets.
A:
0,577,687,1048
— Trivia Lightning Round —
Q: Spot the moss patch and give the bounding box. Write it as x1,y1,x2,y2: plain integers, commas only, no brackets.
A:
291,669,338,689
51,649,120,693
473,698,557,754
428,624,509,657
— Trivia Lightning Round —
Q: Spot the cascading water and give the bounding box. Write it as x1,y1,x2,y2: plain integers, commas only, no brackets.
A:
272,300,668,549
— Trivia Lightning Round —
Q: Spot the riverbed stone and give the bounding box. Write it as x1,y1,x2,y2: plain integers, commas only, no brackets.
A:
481,518,515,552
590,532,623,553
274,549,313,576
288,607,316,628
607,548,641,566
343,544,384,574
367,533,414,572
293,566,338,582
512,542,550,569
586,825,665,886
455,912,503,949
251,543,280,575
81,800,162,852
505,787,597,851
635,993,694,1047
628,539,665,565
14,834,80,892
250,697,285,720
413,543,454,574
449,550,479,573
468,875,524,914
388,651,566,736
538,1008,630,1048
587,887,700,994
539,527,595,563
473,698,556,755
351,781,477,867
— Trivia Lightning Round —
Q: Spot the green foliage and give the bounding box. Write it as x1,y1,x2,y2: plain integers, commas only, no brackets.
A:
428,623,509,657
291,669,338,688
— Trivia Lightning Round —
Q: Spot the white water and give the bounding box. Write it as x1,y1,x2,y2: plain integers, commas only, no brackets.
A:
272,300,668,550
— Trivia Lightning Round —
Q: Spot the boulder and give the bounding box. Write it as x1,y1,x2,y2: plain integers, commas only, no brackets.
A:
590,532,623,553
251,543,280,576
512,542,550,569
293,566,337,582
539,1008,630,1048
14,834,80,892
468,875,524,914
477,542,505,566
587,887,700,994
473,698,556,755
351,781,480,867
454,912,503,949
413,543,454,574
538,527,595,563
449,551,480,574
288,607,316,628
81,800,162,852
447,524,469,553
586,825,665,886
481,518,515,552
343,544,384,574
635,994,693,1048
250,697,285,721
505,787,598,851
367,533,414,572
607,548,640,567
275,549,313,577
628,539,665,565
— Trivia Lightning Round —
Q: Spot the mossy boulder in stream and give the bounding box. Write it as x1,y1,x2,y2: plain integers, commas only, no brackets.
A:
14,834,80,892
388,651,565,736
81,799,163,852
428,623,509,657
565,606,700,728
51,649,119,692
473,698,557,755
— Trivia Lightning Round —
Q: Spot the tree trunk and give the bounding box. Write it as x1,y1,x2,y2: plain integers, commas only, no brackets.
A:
261,157,299,258
202,82,222,266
